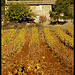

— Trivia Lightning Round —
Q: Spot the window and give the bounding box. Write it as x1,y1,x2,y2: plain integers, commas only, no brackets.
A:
36,5,42,10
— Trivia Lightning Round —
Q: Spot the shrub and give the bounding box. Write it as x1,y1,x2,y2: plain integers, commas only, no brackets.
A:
5,3,36,23
39,16,47,23
1,0,5,6
1,6,5,15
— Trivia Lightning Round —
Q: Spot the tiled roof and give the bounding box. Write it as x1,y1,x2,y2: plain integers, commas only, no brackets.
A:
5,0,57,5
43,0,57,4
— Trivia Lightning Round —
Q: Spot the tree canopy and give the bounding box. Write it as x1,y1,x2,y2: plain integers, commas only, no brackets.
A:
1,0,5,6
49,0,74,22
5,3,36,23
69,0,74,4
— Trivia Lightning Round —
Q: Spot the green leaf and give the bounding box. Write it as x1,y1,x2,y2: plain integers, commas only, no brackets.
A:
6,3,36,23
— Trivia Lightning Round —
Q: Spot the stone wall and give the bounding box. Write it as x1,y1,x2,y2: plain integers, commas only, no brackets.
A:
30,5,52,22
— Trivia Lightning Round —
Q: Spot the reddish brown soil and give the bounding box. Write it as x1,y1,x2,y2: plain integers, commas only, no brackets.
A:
2,33,31,75
50,32,74,73
38,33,73,75
2,32,19,56
1,32,74,75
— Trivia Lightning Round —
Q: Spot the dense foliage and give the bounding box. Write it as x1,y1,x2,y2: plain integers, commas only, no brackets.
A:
1,0,5,15
49,0,74,22
5,3,36,23
69,0,74,4
1,6,5,15
1,0,5,6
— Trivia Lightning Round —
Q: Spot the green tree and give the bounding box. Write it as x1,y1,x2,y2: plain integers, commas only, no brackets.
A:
5,3,36,23
1,0,5,15
69,0,74,4
1,0,5,6
49,0,73,23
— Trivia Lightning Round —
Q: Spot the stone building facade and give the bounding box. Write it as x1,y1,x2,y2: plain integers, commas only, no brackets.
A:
5,0,57,22
30,5,52,22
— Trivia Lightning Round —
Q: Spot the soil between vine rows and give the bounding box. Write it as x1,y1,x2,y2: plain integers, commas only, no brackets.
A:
1,32,73,75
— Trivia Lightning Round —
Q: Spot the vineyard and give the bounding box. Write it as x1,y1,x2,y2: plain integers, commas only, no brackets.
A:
1,26,74,75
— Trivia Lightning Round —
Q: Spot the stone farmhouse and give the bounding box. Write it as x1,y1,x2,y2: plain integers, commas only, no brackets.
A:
5,0,57,22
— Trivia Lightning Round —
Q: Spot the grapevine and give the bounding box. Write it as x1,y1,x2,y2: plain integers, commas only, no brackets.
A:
2,29,16,47
66,26,74,37
55,27,74,48
29,28,39,47
44,27,73,68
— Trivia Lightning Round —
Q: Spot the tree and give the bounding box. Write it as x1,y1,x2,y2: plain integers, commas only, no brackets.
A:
1,0,5,6
5,3,36,23
49,0,73,23
69,0,74,4
1,0,5,15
